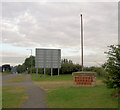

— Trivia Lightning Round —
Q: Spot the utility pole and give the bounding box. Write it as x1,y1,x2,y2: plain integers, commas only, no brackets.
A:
26,49,32,74
80,14,84,72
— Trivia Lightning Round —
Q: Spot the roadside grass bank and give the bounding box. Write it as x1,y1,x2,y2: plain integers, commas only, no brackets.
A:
31,73,103,81
3,74,26,83
31,74,118,108
34,81,73,91
2,86,28,108
46,85,118,108
31,74,73,81
0,86,1,109
34,79,104,92
1,73,10,76
32,74,104,91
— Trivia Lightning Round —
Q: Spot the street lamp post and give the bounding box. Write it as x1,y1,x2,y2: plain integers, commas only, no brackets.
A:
26,49,32,74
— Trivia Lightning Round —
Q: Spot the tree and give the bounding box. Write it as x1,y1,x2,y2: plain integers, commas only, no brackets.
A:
103,45,120,97
17,64,26,73
23,56,35,73
23,56,35,67
86,66,105,77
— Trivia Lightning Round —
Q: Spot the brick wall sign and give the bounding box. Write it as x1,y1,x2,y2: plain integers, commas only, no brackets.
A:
72,72,96,87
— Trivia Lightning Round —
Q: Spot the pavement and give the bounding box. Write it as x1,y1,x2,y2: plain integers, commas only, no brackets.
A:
2,74,48,108
22,75,47,108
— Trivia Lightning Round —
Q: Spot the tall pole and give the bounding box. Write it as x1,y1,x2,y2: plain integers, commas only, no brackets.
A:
80,14,84,72
27,49,32,74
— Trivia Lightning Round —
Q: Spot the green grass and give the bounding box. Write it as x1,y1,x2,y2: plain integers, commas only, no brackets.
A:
4,74,26,83
31,74,73,81
31,73,104,82
2,86,28,108
31,74,118,108
46,85,118,108
0,86,2,109
1,72,10,76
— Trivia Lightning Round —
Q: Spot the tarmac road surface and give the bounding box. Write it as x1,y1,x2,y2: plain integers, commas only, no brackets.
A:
22,75,47,108
2,74,48,108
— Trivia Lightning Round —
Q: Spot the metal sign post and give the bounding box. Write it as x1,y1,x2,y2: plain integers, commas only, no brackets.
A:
36,68,38,79
44,68,45,78
51,68,53,76
58,68,59,76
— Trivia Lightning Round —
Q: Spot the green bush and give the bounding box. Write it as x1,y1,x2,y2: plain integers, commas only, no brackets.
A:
103,45,120,89
86,66,106,77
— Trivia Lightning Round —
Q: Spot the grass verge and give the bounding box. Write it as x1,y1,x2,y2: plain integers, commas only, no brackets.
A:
31,74,73,81
46,85,118,108
34,80,73,91
33,74,104,91
3,74,26,83
2,86,28,108
1,73,10,76
31,74,118,108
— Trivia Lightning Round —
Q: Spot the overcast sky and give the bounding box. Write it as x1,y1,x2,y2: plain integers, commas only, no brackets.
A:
1,2,118,66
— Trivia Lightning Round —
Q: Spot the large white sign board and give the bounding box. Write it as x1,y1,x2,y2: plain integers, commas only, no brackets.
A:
35,48,61,68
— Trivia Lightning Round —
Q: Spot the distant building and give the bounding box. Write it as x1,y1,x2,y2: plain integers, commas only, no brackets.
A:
2,64,11,72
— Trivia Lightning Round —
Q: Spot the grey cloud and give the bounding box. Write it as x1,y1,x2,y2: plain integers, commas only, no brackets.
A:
63,54,107,66
2,56,25,65
2,2,118,66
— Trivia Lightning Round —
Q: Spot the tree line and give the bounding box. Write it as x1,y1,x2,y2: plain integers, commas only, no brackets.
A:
17,57,81,75
16,45,120,97
17,56,106,77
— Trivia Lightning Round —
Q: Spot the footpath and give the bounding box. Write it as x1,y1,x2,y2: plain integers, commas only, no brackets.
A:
2,74,47,108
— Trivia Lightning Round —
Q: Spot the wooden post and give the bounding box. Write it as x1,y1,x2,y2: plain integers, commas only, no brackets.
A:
81,14,84,72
